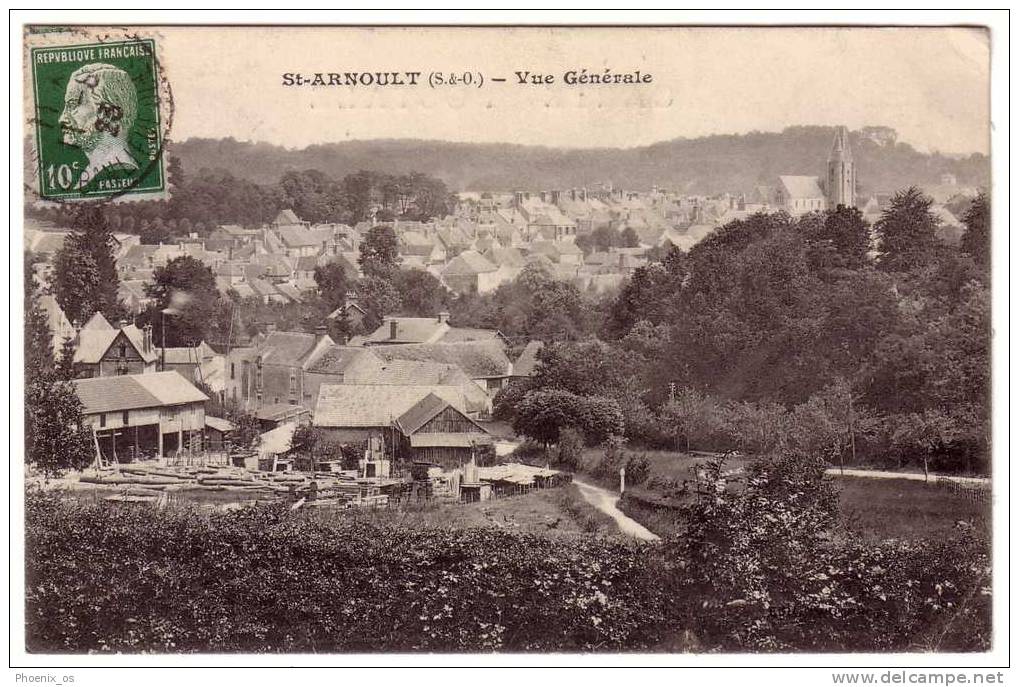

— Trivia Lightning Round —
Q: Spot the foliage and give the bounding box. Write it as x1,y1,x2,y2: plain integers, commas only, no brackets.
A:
800,205,870,270
393,269,449,317
154,128,987,200
512,389,624,446
875,187,941,273
450,261,603,342
665,452,990,652
355,276,402,332
313,261,349,310
24,252,54,380
658,388,727,452
142,256,230,347
25,263,93,477
26,491,668,653
960,192,989,268
289,425,345,469
224,408,261,450
358,225,401,279
51,206,123,324
25,378,94,477
552,427,584,471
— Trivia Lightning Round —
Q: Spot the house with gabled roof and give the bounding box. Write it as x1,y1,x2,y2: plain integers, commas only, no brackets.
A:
73,370,209,462
313,383,467,446
225,327,336,411
483,246,526,269
311,383,492,467
327,300,369,332
441,250,508,294
357,358,491,417
73,317,160,378
371,339,513,395
271,208,308,229
394,392,493,468
272,226,334,258
361,312,506,347
299,343,386,408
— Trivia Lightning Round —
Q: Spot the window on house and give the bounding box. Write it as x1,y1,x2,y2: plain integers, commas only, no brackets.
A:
119,344,127,358
122,410,129,425
230,363,235,380
99,413,106,428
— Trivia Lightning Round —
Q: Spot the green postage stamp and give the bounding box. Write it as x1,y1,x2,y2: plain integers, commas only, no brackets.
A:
29,37,167,201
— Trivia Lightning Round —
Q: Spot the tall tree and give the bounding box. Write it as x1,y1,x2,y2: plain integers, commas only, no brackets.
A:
52,206,122,323
24,252,54,380
394,269,449,317
960,192,989,268
26,376,95,477
802,205,871,270
314,261,350,311
875,187,940,273
355,275,402,332
358,225,401,279
143,256,223,347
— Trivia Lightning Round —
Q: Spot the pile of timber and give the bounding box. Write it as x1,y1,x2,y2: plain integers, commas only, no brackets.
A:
76,462,408,506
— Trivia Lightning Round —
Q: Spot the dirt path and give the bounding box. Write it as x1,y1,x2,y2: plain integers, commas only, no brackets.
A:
826,468,990,488
572,479,661,542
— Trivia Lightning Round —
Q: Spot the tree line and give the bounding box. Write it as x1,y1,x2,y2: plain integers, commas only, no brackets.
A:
27,159,456,244
491,189,991,474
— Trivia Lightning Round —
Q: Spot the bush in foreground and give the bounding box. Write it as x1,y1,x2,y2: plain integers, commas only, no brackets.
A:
25,480,990,654
26,490,667,653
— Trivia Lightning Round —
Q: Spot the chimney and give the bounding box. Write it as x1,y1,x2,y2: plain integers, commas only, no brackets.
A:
438,311,450,324
315,325,328,342
119,318,130,330
389,319,398,340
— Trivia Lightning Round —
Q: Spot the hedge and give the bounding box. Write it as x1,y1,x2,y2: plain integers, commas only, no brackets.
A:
25,489,990,653
26,490,668,653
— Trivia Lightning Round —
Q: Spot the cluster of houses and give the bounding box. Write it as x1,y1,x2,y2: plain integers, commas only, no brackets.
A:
26,129,979,313
39,286,543,471
26,126,982,475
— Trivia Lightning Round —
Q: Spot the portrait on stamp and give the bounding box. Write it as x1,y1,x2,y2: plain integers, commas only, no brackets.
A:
30,39,165,200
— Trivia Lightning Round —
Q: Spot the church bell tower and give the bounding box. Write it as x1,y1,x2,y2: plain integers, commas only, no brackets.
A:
826,126,856,209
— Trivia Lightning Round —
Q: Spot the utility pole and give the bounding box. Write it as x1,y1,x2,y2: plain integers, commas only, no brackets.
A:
160,309,167,371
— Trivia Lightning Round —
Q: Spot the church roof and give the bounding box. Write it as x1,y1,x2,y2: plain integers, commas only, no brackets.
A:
778,176,825,200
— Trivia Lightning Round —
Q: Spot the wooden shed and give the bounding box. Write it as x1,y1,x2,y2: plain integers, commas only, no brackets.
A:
395,393,493,469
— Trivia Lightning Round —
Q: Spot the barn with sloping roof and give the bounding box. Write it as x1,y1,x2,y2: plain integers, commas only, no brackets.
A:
312,383,482,463
72,371,209,463
394,392,493,468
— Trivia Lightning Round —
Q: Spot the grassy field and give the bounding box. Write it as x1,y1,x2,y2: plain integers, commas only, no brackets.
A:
579,447,754,487
59,480,623,538
834,475,991,542
590,447,992,543
339,484,622,538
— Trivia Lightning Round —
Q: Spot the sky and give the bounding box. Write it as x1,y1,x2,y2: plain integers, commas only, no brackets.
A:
149,26,989,154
